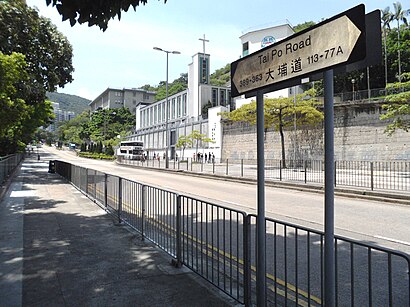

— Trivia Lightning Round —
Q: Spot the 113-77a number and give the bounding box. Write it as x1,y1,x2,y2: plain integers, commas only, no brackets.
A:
307,46,344,64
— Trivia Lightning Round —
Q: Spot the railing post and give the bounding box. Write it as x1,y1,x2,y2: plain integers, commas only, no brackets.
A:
226,159,229,176
118,177,122,224
304,160,307,184
190,157,193,171
279,160,282,181
104,173,108,208
175,194,182,267
241,159,244,177
201,160,203,172
85,168,89,194
370,162,374,191
243,214,252,307
334,161,337,187
174,158,176,169
213,159,215,174
141,185,147,241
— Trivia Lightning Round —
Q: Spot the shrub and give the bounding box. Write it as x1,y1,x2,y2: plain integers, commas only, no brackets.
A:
78,152,115,160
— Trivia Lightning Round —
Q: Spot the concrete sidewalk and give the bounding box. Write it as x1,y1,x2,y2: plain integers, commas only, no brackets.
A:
0,156,235,306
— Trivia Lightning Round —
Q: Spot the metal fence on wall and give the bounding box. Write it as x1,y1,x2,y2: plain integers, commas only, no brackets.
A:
55,161,410,306
118,157,410,193
0,154,24,185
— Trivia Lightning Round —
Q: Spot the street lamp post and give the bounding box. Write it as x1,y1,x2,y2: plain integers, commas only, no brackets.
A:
153,47,180,169
351,79,356,101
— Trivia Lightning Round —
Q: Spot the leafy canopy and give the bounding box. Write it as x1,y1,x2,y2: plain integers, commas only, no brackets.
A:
380,90,410,135
46,0,167,31
0,0,74,153
57,108,136,146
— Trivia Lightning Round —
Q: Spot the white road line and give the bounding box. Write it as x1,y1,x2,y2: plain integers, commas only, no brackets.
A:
374,235,410,246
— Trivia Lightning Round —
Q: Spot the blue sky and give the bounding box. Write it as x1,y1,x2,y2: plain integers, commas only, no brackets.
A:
26,0,396,100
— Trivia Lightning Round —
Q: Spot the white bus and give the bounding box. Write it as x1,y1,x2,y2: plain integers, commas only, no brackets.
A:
116,140,144,160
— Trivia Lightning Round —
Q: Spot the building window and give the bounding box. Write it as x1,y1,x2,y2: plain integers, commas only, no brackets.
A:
242,42,249,56
199,56,209,84
143,93,150,100
133,100,136,104
171,98,176,119
212,88,218,106
183,94,187,115
154,106,157,124
133,92,136,97
220,90,226,106
162,102,166,122
228,90,232,106
177,96,181,118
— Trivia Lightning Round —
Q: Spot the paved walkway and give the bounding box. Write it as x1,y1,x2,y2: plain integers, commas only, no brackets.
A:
0,156,235,306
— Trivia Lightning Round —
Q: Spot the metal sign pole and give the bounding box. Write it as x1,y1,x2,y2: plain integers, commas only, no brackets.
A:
256,90,266,306
324,69,335,307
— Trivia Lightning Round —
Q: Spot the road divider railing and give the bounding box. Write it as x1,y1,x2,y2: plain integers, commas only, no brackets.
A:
54,160,410,306
118,157,410,193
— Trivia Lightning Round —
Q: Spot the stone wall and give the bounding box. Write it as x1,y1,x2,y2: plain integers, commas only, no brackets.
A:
221,100,410,161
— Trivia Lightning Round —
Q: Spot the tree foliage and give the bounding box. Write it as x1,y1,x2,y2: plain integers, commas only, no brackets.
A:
57,108,135,146
380,90,410,135
0,0,74,102
175,135,193,160
46,0,167,31
0,0,74,154
293,21,316,33
154,73,188,101
210,63,230,86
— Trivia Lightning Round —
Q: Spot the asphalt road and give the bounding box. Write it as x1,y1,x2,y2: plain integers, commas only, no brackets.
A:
39,146,410,255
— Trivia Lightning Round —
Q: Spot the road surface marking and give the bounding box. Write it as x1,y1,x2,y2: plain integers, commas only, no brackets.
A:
374,235,410,246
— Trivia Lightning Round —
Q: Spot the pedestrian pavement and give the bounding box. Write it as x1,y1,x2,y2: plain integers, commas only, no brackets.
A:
0,155,236,306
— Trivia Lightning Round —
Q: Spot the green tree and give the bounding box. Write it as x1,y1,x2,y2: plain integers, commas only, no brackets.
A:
58,108,135,147
210,64,230,86
380,89,410,135
0,0,74,153
221,89,323,167
175,135,193,160
154,73,188,101
188,130,214,158
0,52,28,137
0,1,74,102
293,21,316,33
46,0,167,31
57,110,91,145
392,1,409,82
382,6,393,86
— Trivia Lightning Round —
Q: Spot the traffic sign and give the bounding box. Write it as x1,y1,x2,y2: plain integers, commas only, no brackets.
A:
231,4,366,97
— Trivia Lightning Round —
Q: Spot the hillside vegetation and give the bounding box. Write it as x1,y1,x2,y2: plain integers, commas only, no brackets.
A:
46,92,91,115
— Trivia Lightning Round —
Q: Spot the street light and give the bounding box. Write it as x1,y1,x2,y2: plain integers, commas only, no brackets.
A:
351,79,356,101
153,47,181,169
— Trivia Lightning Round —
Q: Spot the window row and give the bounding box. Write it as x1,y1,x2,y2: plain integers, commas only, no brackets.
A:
141,93,187,127
211,88,231,107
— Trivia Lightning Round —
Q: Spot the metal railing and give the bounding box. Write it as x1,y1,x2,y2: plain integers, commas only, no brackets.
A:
118,157,410,193
55,161,410,306
0,153,24,185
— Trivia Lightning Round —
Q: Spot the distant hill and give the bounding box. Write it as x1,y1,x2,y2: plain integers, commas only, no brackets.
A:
210,63,230,86
46,92,91,115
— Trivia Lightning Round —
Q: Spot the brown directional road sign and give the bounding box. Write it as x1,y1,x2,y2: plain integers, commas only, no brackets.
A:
231,4,366,97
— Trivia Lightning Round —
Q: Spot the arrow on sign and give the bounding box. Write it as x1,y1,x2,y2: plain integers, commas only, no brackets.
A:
231,4,365,97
